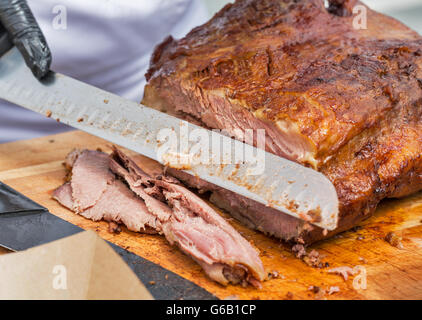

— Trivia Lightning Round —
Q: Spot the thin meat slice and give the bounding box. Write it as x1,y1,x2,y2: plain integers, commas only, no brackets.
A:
55,179,159,233
110,148,266,287
82,180,161,233
64,149,83,168
158,181,266,287
52,183,74,210
69,150,115,213
111,146,152,185
54,150,160,234
109,157,172,223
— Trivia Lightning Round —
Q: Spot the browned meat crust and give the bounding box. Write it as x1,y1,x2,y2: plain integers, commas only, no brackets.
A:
143,0,422,244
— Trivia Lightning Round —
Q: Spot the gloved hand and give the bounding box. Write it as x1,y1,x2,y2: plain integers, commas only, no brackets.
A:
0,0,51,79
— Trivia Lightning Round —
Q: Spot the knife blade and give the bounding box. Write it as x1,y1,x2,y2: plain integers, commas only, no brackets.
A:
0,47,339,230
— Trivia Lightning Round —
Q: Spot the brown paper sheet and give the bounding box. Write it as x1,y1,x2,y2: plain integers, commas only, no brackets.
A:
0,231,153,300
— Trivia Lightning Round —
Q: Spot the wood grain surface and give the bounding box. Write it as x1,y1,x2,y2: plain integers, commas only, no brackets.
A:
0,131,421,300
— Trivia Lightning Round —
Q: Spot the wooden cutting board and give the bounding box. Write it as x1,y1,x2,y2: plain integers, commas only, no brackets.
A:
0,131,421,300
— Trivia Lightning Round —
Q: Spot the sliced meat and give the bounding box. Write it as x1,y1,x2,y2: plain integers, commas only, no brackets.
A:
52,182,74,210
69,150,115,213
111,146,152,185
64,149,83,168
54,150,159,234
82,180,160,233
156,180,266,286
109,149,172,222
110,148,266,287
53,148,266,287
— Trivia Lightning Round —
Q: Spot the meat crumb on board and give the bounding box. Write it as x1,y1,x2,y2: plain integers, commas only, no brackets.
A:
308,285,321,294
327,266,356,281
292,244,307,259
268,270,282,279
359,257,367,264
45,110,52,118
308,285,340,298
328,286,340,295
384,232,404,249
292,244,328,268
108,222,121,234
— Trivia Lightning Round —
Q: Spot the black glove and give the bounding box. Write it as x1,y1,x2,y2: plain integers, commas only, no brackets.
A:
0,0,51,79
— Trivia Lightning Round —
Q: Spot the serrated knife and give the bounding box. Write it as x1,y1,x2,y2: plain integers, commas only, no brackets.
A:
0,47,339,230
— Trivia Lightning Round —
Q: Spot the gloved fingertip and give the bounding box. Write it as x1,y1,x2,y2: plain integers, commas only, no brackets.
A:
30,54,51,79
15,36,52,80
